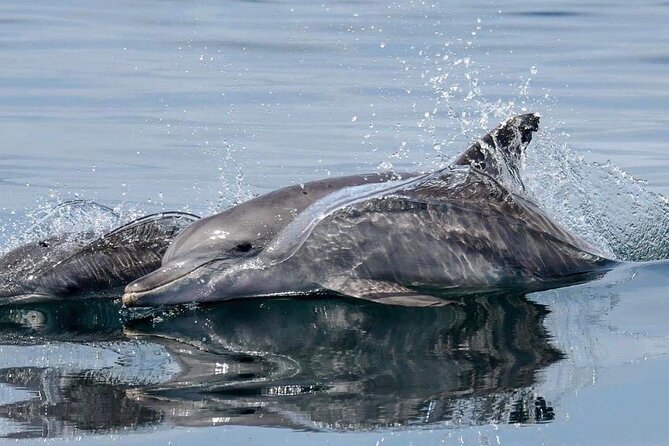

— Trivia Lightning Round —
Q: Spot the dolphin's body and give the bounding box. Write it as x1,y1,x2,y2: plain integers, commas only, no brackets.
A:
124,114,616,307
0,212,198,302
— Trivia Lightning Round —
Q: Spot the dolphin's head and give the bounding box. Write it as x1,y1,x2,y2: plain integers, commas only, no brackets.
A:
122,208,276,306
123,177,348,307
122,247,266,307
123,199,276,306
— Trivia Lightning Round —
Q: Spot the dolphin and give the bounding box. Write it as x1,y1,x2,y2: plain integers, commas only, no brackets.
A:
126,114,542,302
0,212,198,302
124,113,614,307
0,114,538,303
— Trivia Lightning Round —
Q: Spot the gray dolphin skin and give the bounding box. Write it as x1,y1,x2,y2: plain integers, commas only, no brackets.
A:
0,212,198,302
123,113,615,307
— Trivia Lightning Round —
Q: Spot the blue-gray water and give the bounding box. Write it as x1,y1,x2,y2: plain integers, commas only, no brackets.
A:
1,0,669,444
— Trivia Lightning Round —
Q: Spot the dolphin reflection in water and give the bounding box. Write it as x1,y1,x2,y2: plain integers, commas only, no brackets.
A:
0,294,560,436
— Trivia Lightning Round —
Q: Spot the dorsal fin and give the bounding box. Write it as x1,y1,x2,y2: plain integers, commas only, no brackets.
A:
453,113,540,187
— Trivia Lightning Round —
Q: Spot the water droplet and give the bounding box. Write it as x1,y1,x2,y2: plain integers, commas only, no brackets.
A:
378,161,393,171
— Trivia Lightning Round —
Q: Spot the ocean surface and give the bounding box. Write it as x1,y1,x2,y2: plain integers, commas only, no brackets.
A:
0,0,669,444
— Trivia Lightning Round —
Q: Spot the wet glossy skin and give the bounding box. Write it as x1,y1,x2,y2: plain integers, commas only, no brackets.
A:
129,167,612,306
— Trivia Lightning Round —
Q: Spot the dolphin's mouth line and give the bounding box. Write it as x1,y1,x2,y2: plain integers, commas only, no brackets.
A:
123,278,183,304
125,248,264,300
123,257,225,304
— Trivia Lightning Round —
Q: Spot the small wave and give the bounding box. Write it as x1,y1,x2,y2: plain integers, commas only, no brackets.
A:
22,200,120,240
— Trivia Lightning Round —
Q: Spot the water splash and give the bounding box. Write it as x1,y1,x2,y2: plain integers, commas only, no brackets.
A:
405,20,669,262
521,131,669,262
21,200,120,242
0,200,146,257
211,140,255,213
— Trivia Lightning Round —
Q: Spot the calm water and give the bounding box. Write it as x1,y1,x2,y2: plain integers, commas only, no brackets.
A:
1,0,669,444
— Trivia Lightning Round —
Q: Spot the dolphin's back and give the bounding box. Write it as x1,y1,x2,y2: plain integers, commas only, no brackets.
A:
261,113,609,288
404,168,605,256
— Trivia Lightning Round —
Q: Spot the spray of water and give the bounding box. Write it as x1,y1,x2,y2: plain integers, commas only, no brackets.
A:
399,20,669,262
521,132,669,262
211,140,255,213
0,198,146,257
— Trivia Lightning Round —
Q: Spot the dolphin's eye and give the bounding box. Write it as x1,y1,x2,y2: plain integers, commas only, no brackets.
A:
38,241,49,248
234,242,253,253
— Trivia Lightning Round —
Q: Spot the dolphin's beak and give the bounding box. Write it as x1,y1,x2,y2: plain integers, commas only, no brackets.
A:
122,257,213,307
